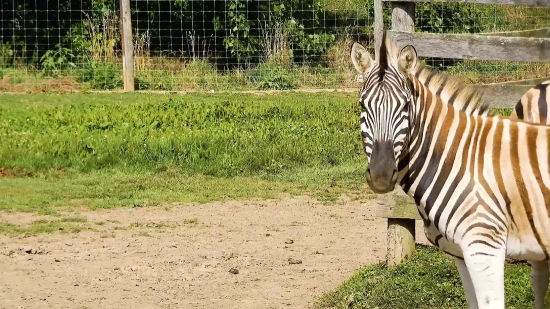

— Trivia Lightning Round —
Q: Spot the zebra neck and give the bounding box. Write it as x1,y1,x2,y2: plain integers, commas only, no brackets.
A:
397,79,457,209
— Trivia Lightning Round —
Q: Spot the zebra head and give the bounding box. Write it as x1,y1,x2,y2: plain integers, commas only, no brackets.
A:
350,36,418,194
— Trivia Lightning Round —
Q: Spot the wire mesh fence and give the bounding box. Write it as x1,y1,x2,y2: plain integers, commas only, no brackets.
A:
0,0,549,93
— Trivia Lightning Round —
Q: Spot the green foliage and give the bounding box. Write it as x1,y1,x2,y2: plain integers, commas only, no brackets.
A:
0,93,515,177
415,3,507,34
0,43,14,69
76,61,123,89
256,71,297,90
223,0,259,64
40,44,75,77
315,245,543,309
249,59,298,90
492,108,513,117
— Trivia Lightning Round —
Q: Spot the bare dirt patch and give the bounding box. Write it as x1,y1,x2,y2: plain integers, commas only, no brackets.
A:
0,195,427,309
0,77,82,94
0,167,34,178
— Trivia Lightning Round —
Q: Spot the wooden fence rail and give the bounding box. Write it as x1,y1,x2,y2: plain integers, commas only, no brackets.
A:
374,0,550,267
383,0,549,5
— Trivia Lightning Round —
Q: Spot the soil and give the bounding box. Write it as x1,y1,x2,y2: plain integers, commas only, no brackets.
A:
0,194,428,309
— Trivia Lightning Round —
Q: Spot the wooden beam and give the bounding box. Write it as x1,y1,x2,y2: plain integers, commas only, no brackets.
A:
120,0,135,92
481,27,550,39
382,0,550,6
373,0,384,62
474,83,540,108
388,30,550,62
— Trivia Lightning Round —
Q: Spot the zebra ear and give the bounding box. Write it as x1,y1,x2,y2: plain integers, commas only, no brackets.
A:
397,45,418,73
350,42,374,78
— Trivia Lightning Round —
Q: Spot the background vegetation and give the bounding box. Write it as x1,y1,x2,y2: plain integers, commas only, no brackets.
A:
1,0,549,93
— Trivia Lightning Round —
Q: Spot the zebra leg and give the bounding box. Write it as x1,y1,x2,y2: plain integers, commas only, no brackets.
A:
529,260,549,309
462,245,506,309
454,257,479,309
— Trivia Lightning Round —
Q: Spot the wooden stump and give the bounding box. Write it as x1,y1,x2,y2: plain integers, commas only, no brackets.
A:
387,218,416,267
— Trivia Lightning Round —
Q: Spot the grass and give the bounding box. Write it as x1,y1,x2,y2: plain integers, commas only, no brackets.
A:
0,219,85,236
0,163,371,217
315,245,547,309
0,92,363,174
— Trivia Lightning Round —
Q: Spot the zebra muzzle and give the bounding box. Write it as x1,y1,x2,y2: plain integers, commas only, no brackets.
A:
366,140,398,194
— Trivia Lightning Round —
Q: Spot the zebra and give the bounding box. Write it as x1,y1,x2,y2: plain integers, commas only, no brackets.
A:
350,31,550,309
511,80,550,125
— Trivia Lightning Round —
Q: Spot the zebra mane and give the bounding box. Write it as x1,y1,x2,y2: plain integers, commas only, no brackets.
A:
411,64,492,117
380,33,492,117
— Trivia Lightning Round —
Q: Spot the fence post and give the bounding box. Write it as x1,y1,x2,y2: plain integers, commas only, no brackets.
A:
374,0,384,61
120,0,135,92
391,2,415,33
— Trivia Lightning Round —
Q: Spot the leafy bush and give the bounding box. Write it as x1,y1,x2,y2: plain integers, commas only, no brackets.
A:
248,54,298,90
253,65,297,90
40,44,75,77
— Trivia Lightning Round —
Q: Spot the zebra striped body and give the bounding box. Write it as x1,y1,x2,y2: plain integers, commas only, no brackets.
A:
351,33,550,308
509,80,550,309
511,80,550,125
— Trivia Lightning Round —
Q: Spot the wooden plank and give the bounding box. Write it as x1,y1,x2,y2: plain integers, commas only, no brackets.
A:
373,0,384,61
474,83,543,108
383,0,550,6
481,27,550,39
391,2,415,33
485,77,550,86
120,0,135,92
388,30,550,62
377,194,420,219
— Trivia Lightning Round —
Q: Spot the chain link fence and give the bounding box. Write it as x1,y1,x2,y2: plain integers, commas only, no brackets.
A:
1,0,549,93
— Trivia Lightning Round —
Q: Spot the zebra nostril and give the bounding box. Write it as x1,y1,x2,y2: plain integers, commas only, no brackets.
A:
366,168,372,182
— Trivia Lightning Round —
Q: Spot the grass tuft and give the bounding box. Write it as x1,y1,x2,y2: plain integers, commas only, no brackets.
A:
315,245,544,309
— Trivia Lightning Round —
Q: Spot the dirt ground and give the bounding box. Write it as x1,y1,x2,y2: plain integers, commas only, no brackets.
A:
0,194,428,309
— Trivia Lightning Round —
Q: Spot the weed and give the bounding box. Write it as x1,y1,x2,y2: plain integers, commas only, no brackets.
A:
138,232,152,237
183,219,199,225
